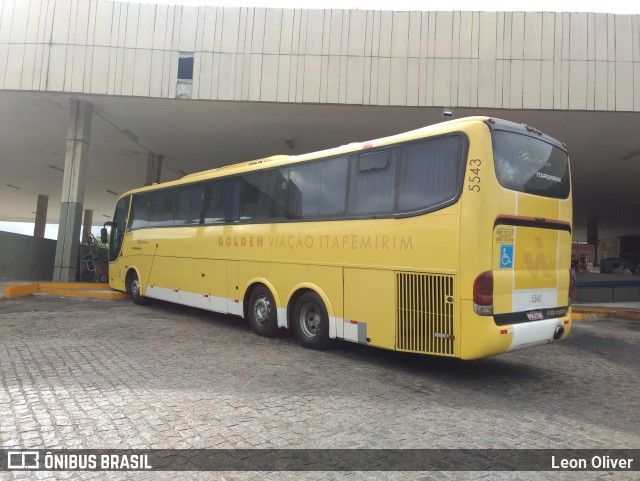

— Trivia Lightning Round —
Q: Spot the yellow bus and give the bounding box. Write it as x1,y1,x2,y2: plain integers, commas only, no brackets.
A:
103,116,572,360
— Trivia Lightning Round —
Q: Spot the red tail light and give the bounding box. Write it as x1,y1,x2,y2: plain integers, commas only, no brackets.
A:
473,271,494,315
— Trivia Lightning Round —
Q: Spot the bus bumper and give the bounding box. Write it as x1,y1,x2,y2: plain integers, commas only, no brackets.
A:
459,301,572,360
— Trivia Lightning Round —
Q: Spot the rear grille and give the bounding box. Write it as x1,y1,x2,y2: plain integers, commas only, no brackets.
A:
396,272,456,356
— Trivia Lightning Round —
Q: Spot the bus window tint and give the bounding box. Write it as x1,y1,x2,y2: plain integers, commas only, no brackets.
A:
241,168,288,220
129,193,152,229
223,178,241,222
174,186,204,226
203,181,225,224
493,131,570,199
289,156,348,218
349,150,396,215
149,189,175,227
397,137,463,213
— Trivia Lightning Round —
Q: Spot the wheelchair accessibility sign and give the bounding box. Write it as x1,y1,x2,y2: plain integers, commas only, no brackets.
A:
500,245,514,268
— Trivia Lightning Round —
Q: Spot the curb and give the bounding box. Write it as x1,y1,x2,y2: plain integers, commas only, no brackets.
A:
3,283,39,298
572,307,640,321
572,312,606,321
3,282,128,300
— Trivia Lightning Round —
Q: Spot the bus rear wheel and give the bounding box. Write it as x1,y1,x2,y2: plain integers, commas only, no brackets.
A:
248,286,279,337
293,292,329,350
128,271,150,306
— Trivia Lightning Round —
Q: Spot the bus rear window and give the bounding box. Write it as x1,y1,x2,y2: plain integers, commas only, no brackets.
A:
493,131,570,199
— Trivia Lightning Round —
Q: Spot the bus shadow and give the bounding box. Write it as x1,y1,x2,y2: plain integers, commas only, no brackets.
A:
140,299,547,385
102,301,639,439
326,340,545,384
142,299,254,332
125,300,577,406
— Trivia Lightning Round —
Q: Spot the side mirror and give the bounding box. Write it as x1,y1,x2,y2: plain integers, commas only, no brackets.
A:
100,227,108,244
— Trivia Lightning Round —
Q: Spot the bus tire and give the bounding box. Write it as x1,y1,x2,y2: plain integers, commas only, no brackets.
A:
128,271,150,306
248,286,279,338
293,291,329,350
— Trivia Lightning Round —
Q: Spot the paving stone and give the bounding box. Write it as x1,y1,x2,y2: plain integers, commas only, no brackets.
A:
0,297,638,480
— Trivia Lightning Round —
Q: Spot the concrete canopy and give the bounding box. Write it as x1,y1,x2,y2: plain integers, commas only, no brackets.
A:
1,90,639,241
1,2,640,243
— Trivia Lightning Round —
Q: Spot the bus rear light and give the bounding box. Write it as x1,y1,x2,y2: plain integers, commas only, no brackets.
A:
473,271,494,316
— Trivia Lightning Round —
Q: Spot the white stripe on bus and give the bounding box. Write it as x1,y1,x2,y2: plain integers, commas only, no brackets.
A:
144,286,342,339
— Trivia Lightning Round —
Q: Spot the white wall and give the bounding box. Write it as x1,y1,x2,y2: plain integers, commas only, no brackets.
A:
0,1,638,111
0,231,56,281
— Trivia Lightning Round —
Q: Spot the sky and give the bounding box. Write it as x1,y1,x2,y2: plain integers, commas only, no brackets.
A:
116,0,640,14
0,222,103,241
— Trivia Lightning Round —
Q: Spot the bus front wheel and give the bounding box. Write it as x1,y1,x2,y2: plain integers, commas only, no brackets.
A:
248,286,279,338
128,271,149,306
293,292,329,350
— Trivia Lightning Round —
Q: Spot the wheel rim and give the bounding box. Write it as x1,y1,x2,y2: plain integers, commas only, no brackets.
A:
131,278,140,298
253,295,271,326
299,302,321,338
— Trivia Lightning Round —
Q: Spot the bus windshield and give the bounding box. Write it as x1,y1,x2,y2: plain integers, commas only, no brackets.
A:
493,130,570,199
108,196,129,262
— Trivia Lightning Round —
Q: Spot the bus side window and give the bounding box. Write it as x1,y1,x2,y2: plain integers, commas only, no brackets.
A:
129,193,152,230
149,189,175,227
396,137,463,213
288,180,302,219
174,186,204,226
203,181,225,224
348,149,396,215
192,187,205,224
223,178,241,223
288,156,348,218
241,168,288,221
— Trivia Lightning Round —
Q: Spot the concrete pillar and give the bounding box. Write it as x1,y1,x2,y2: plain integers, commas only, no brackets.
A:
82,209,93,243
587,218,599,263
33,194,48,238
53,100,92,281
145,154,163,185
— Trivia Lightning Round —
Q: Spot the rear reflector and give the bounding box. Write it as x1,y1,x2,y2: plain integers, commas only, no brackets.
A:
435,333,455,340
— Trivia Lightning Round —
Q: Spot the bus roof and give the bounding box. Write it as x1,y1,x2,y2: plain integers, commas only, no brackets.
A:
119,116,561,198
